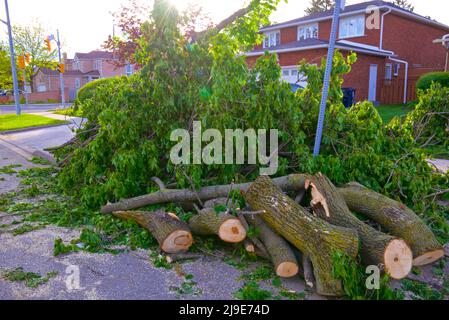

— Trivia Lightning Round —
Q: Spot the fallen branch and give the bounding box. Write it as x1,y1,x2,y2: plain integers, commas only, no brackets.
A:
101,174,307,214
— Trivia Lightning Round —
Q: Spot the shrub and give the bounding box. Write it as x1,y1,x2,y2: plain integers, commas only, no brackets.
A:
416,72,449,91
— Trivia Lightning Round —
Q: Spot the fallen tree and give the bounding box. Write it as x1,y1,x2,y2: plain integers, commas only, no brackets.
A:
245,215,299,278
305,174,413,280
244,175,359,297
111,210,193,254
338,182,444,266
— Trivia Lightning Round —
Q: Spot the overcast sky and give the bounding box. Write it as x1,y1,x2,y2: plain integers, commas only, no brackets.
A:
1,0,448,57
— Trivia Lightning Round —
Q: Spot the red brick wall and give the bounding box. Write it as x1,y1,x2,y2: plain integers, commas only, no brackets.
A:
383,13,448,71
281,26,298,44
0,89,69,104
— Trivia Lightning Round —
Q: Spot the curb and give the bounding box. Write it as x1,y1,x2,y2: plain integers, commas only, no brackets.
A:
0,122,70,135
0,137,56,164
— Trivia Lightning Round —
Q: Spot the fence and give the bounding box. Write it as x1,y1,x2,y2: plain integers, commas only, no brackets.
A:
380,76,419,105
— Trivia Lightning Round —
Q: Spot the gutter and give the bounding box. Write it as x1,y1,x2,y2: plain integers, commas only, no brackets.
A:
389,57,409,104
261,6,449,33
380,8,392,50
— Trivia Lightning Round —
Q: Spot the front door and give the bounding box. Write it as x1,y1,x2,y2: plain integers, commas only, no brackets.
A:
368,64,378,102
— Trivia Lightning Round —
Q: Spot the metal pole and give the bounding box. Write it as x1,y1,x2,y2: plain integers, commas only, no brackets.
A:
313,0,342,157
56,29,65,106
4,0,21,115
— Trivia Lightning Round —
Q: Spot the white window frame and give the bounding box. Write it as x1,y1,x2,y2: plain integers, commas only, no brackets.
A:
393,63,400,76
297,23,319,41
75,78,81,90
385,63,393,80
125,64,133,76
263,31,280,48
339,14,365,39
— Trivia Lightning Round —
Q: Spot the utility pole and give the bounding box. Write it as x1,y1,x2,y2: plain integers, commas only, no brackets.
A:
313,0,344,157
1,0,21,115
56,29,65,106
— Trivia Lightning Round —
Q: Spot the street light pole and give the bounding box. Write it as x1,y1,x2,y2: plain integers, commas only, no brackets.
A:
313,0,344,157
3,0,21,115
56,29,65,106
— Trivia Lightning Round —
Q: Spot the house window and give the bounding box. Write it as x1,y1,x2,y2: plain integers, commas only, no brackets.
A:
125,64,133,76
263,31,280,48
385,63,392,80
339,15,365,38
298,24,318,41
393,63,400,76
74,60,80,70
75,78,81,90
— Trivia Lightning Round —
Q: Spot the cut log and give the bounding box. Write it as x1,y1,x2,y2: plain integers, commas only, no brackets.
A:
339,182,444,266
246,215,299,278
305,174,413,280
101,174,307,214
112,210,193,254
244,176,359,296
238,212,270,260
243,239,255,253
188,208,246,243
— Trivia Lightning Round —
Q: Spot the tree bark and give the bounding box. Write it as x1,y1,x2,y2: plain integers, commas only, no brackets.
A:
338,182,444,266
305,174,413,280
245,215,299,278
188,208,246,243
101,174,307,214
165,253,202,264
244,175,359,297
112,210,193,254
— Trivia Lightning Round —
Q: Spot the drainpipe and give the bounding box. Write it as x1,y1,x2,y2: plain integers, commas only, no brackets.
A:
380,8,392,51
389,57,409,104
443,34,449,72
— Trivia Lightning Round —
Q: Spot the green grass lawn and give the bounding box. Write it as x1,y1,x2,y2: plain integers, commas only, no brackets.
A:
376,104,414,124
52,108,82,117
0,114,68,132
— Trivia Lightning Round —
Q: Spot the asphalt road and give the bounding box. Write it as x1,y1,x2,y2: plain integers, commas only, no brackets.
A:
0,104,72,115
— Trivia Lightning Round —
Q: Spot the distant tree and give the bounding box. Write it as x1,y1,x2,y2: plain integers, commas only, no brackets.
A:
0,47,16,90
390,0,414,12
11,21,58,92
103,0,213,68
305,0,334,15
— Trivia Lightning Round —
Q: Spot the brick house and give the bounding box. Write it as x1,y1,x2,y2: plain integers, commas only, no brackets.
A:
33,50,134,101
246,0,449,104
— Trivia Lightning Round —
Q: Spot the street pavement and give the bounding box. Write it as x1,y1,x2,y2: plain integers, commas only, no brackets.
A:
0,104,71,115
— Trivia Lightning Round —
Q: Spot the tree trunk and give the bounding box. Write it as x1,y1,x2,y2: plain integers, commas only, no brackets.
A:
338,182,444,266
245,215,299,278
112,210,193,254
305,174,413,280
244,175,359,297
101,174,307,214
188,208,246,243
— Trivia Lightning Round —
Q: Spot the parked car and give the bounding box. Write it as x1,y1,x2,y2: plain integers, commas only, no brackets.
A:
3,89,26,96
0,89,8,96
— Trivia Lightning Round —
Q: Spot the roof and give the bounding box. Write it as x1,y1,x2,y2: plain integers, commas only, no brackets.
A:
39,68,100,77
246,38,394,57
74,50,114,60
262,0,449,32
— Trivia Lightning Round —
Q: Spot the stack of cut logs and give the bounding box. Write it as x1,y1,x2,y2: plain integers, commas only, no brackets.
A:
101,173,445,297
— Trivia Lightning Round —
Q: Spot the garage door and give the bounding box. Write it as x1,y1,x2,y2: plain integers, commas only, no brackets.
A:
281,67,307,88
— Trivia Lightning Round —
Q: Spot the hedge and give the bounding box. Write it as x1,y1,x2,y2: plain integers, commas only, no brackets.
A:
416,72,449,91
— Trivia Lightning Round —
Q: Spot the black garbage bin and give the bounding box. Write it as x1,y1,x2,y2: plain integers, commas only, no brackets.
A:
342,88,356,108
